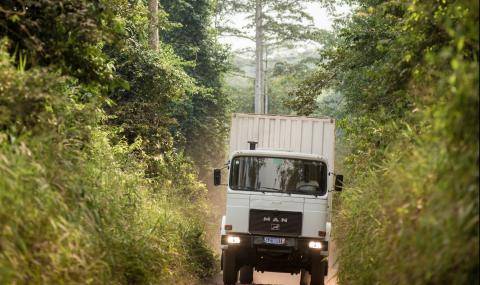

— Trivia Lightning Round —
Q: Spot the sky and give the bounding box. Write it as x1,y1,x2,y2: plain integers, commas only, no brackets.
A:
218,3,351,52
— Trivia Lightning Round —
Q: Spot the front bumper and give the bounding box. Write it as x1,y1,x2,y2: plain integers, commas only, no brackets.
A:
220,233,328,273
221,233,328,256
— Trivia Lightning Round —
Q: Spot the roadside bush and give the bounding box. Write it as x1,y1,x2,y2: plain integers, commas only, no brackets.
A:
289,0,478,284
333,1,479,284
0,42,215,284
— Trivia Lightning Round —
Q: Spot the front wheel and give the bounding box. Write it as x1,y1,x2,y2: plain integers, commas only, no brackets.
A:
310,255,326,285
222,250,238,285
300,269,310,285
239,265,253,284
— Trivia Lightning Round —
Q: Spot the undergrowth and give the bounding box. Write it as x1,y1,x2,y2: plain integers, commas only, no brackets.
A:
331,1,479,284
0,43,215,284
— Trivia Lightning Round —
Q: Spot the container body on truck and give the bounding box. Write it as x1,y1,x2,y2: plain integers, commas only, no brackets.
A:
213,113,343,285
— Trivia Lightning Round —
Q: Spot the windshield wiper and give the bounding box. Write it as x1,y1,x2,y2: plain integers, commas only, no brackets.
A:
233,186,257,191
257,186,282,193
232,186,280,193
289,189,322,197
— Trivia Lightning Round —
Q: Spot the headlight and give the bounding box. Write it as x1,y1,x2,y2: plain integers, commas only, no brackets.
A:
227,236,241,244
308,241,322,249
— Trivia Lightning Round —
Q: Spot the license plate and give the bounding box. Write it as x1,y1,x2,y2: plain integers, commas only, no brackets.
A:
263,236,285,245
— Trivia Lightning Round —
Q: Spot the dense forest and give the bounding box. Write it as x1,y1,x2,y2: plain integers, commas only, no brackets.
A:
289,0,479,284
0,0,225,283
0,0,478,284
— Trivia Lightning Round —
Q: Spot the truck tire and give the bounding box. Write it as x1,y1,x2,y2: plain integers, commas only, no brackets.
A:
222,250,238,285
300,269,310,285
310,255,326,285
239,265,253,284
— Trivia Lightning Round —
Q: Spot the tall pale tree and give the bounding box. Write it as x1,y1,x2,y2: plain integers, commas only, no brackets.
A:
148,0,159,50
217,0,324,114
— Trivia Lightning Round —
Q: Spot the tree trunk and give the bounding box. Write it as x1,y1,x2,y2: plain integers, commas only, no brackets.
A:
148,0,159,50
264,44,268,114
254,0,264,114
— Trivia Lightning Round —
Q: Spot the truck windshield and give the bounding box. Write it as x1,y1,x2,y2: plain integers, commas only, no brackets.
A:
229,156,327,196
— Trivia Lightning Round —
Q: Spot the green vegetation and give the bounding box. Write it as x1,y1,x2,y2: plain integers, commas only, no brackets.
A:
0,0,224,283
160,0,230,171
268,51,321,114
224,55,256,113
226,50,320,114
290,0,479,284
1,0,478,283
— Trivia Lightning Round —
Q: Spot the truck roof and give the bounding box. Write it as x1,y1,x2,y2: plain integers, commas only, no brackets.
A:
229,113,335,159
235,112,335,120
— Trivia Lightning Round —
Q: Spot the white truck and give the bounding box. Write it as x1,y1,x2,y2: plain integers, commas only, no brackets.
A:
214,113,343,285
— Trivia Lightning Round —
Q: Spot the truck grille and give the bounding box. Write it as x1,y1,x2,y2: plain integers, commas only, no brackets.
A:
249,209,302,236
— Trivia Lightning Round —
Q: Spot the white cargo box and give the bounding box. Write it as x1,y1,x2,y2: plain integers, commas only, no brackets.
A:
229,113,335,171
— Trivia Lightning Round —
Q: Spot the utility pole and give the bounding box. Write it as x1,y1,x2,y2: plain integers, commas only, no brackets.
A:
148,0,159,50
254,0,264,114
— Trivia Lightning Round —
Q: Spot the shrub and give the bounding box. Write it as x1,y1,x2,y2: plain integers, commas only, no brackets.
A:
0,42,215,284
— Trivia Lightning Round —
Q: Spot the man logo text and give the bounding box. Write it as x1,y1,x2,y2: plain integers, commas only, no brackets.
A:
263,217,288,223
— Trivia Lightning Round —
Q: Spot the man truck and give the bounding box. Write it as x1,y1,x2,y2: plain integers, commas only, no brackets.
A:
214,113,343,285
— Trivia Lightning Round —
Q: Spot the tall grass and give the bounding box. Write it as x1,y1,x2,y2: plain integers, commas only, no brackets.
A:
335,125,478,284
0,43,216,284
333,36,479,285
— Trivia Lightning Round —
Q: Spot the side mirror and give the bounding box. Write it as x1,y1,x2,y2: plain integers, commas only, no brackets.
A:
334,174,344,192
213,169,222,186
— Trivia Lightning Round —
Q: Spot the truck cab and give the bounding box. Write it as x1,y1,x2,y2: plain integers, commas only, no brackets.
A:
214,114,342,285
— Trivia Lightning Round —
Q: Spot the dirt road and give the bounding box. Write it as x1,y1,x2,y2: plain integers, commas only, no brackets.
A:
251,268,337,285
203,242,338,285
204,266,336,285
